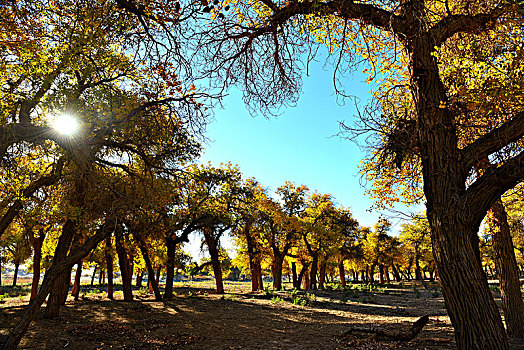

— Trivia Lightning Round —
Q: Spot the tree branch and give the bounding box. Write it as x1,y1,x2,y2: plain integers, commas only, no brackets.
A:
464,150,524,228
430,7,508,46
461,111,524,171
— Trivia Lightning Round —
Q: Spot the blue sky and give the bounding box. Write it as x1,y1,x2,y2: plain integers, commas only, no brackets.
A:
186,56,413,260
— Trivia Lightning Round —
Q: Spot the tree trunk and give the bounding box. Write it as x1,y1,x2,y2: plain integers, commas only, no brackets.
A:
318,260,327,289
2,220,113,350
90,265,97,286
45,219,75,319
250,259,260,291
136,271,143,288
303,268,310,289
12,261,19,287
385,266,391,283
296,262,308,289
272,255,284,290
369,263,376,284
489,199,524,338
339,259,346,287
71,261,82,301
105,236,114,300
309,254,318,289
115,226,133,301
379,264,385,285
135,232,162,301
257,262,263,290
156,266,161,285
29,228,45,301
408,28,509,348
205,233,224,294
164,236,176,298
98,269,103,284
291,262,298,288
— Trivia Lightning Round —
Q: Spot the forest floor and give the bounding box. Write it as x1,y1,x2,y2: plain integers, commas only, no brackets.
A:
1,279,522,349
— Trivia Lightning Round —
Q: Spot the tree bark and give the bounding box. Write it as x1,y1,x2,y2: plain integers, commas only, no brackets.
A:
90,265,97,286
291,261,298,288
339,258,346,287
410,31,508,348
164,237,176,298
71,261,82,300
29,228,45,301
309,254,318,289
318,260,327,289
204,233,224,294
489,199,524,338
12,261,19,287
45,219,75,318
134,231,162,301
379,264,385,285
272,255,284,290
115,225,133,301
104,236,113,299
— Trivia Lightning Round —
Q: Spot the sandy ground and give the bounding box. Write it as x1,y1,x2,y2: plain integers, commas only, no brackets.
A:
0,280,521,349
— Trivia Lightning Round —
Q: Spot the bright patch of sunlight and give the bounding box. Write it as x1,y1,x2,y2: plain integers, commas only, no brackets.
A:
50,114,79,135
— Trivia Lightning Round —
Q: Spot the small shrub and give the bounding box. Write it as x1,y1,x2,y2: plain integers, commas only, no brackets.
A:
271,296,283,304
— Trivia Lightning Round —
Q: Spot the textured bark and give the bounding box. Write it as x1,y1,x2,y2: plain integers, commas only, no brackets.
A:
115,226,133,301
45,219,75,319
379,264,385,285
489,199,524,338
297,262,309,289
384,266,390,283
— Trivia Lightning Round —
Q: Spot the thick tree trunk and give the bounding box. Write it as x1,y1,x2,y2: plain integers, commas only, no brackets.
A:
12,261,19,287
489,199,524,338
164,237,176,298
272,255,284,290
384,266,390,283
45,219,75,319
71,261,82,300
104,236,113,300
318,260,327,289
339,259,346,287
204,233,224,294
115,226,133,301
379,264,385,285
303,268,310,289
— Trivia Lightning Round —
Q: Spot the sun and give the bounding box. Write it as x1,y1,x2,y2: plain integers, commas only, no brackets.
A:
50,114,79,135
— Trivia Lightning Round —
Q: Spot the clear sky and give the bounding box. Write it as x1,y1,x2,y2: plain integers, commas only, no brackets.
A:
185,56,415,260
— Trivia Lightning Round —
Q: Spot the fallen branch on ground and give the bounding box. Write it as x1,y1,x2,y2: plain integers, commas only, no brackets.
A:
344,315,430,341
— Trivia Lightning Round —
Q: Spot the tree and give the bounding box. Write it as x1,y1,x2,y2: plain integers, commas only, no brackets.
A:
198,1,524,347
